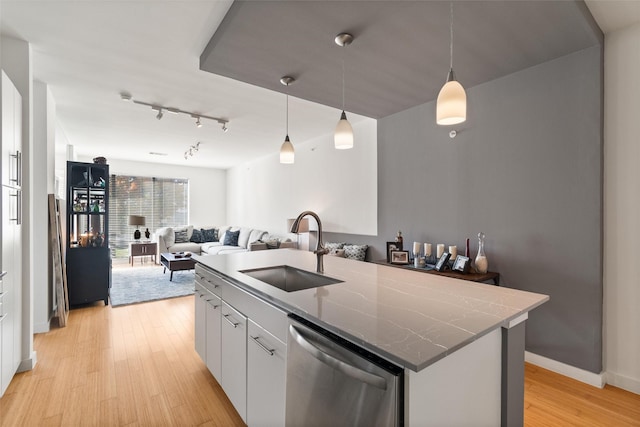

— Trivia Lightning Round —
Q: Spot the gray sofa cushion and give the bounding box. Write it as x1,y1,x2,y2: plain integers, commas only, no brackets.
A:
201,228,218,242
168,242,202,254
175,230,189,243
223,229,240,246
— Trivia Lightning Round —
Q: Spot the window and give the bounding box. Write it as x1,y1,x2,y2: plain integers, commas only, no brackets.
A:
109,175,189,257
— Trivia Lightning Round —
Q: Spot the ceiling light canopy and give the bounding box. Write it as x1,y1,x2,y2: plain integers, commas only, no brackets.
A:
334,32,354,150
121,93,229,131
280,76,295,164
436,2,467,125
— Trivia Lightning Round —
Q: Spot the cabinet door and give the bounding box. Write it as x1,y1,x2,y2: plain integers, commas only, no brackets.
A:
194,284,207,362
221,301,247,423
0,291,14,396
247,319,286,427
205,293,222,381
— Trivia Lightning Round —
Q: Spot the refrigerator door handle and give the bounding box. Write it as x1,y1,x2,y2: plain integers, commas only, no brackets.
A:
288,324,387,390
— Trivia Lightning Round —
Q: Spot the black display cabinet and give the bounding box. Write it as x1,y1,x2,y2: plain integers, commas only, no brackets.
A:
65,161,110,305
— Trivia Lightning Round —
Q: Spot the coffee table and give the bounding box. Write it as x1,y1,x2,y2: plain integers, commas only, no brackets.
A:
160,252,196,281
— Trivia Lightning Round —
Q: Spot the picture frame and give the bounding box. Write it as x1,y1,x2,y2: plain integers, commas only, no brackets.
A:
452,255,470,273
386,242,401,262
434,252,451,271
390,250,410,265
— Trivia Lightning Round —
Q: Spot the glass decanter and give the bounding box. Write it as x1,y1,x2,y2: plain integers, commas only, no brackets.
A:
475,232,489,273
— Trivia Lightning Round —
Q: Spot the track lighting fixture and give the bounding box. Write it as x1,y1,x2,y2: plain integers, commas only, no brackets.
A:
334,32,354,150
279,76,295,164
120,92,229,131
184,141,201,160
436,2,467,125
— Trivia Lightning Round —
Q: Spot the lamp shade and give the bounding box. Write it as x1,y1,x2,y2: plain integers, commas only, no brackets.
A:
334,111,354,149
436,72,467,125
128,215,145,227
280,135,295,164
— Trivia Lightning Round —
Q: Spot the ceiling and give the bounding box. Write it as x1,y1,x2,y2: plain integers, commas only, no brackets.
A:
0,1,637,170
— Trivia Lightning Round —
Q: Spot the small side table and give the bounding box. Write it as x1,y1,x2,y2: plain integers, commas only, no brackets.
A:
129,241,157,266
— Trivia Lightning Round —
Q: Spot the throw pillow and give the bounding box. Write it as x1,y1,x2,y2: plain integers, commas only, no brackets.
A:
329,248,346,258
175,230,189,243
344,244,368,261
201,228,218,242
190,229,204,243
324,242,345,255
223,229,240,246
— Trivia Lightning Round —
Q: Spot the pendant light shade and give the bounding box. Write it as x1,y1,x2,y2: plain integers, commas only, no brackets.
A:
335,32,354,149
280,135,294,164
335,111,354,149
280,76,295,164
437,70,467,125
436,3,467,126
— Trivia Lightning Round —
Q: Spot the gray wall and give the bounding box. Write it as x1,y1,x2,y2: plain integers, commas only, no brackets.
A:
326,45,603,373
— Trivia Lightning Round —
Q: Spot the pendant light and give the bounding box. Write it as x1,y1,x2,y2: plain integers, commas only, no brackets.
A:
436,2,467,125
280,76,295,164
334,33,354,150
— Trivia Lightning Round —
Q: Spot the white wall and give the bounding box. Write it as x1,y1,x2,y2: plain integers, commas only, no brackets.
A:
604,22,640,394
226,119,377,236
73,157,227,228
32,80,55,333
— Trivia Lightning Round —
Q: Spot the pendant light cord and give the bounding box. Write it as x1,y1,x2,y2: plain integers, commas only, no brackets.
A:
286,92,289,134
342,57,346,111
449,2,454,70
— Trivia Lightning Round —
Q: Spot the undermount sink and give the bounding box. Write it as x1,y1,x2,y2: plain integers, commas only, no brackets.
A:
240,265,343,293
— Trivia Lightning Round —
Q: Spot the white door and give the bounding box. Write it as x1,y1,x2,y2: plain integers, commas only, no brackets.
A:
205,293,222,380
221,301,247,422
247,319,286,427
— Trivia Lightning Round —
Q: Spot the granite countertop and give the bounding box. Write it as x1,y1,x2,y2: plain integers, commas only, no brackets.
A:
194,249,548,372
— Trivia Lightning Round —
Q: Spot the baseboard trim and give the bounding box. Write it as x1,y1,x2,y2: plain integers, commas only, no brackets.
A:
606,371,640,395
34,321,50,334
525,351,605,388
17,351,37,373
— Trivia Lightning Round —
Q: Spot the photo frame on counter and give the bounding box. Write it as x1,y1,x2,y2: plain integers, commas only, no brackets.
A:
434,252,451,271
386,242,401,262
390,250,410,265
452,255,470,273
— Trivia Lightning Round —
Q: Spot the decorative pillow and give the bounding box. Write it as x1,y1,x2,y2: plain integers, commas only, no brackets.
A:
175,230,189,243
201,228,218,242
324,242,346,255
344,244,368,261
329,249,346,258
190,229,204,243
223,229,240,246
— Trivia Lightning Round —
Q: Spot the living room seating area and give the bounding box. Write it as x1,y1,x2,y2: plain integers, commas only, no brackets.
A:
154,225,297,261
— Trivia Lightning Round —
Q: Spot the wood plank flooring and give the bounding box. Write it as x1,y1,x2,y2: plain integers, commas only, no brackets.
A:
1,295,639,426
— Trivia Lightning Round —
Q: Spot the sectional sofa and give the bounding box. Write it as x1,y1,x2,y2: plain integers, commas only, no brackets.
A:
154,225,296,261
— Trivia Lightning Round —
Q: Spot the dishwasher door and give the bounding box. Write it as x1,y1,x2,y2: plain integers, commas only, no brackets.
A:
286,314,403,427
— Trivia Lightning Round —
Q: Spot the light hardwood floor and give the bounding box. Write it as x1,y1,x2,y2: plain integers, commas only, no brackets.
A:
1,295,639,426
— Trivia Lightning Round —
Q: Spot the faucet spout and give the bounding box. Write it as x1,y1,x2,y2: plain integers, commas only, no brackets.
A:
290,210,328,274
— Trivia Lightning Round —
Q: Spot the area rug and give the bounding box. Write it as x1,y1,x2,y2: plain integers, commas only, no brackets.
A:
110,265,194,307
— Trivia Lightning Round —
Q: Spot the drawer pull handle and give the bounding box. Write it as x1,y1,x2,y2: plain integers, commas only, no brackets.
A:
0,314,7,322
250,336,275,356
223,314,239,328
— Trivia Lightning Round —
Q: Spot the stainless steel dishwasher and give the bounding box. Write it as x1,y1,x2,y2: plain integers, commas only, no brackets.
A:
286,314,403,427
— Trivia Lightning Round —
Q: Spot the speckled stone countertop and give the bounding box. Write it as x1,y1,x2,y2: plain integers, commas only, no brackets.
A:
194,249,548,372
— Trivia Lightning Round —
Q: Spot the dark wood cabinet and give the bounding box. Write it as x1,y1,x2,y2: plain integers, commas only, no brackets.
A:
65,161,110,305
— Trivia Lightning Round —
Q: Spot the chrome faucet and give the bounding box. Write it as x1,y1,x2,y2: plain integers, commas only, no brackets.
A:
290,210,329,274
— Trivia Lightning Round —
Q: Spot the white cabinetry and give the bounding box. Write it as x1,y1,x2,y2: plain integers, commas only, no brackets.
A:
194,284,207,362
1,70,23,398
205,293,221,380
247,319,286,427
220,301,247,422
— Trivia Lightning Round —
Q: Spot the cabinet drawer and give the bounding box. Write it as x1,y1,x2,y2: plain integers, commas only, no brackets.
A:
195,264,226,296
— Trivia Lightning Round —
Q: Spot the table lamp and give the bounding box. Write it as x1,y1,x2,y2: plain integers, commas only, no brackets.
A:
129,215,145,240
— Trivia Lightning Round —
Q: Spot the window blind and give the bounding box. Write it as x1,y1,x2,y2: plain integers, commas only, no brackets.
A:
109,175,189,257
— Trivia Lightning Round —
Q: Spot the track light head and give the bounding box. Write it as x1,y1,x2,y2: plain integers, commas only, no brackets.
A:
156,109,163,120
221,123,228,133
120,92,132,101
196,117,202,128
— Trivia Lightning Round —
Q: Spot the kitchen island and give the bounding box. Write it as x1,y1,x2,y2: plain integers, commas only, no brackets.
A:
194,249,548,426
